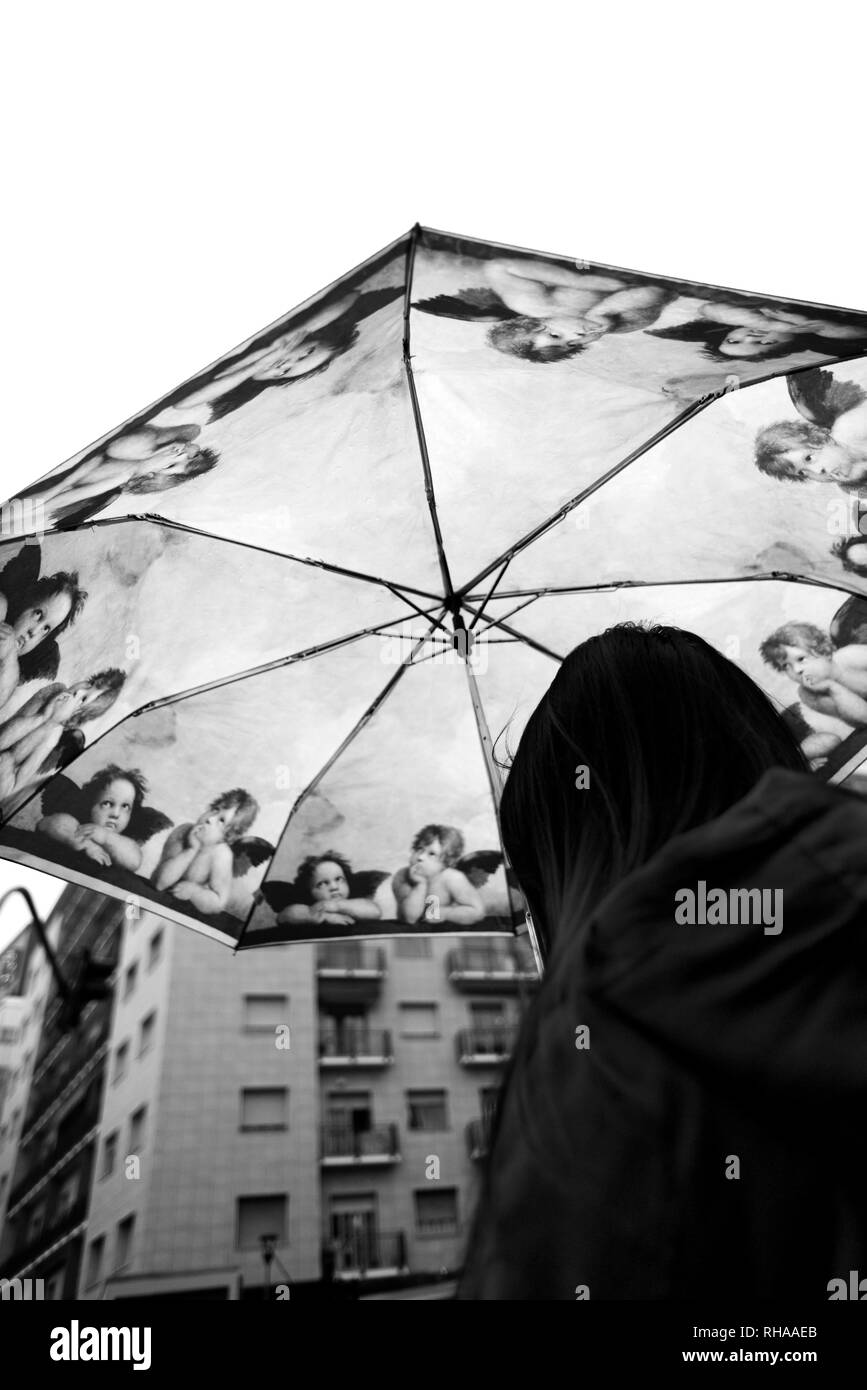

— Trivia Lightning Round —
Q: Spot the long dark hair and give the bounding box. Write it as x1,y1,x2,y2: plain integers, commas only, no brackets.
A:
498,622,807,957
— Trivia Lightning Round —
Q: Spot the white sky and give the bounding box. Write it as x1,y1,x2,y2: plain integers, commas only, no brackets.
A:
0,0,864,949
0,865,63,955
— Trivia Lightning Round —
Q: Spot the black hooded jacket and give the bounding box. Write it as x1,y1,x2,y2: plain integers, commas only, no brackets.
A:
457,769,867,1300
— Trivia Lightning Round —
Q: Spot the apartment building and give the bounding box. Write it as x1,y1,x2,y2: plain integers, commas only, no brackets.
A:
0,882,539,1299
0,926,38,1237
0,885,121,1298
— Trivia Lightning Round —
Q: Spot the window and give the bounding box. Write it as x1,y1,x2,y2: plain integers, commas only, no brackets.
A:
0,1174,8,1207
394,938,432,958
101,1131,118,1178
414,1188,459,1235
469,1000,507,1024
113,1041,129,1084
44,1268,65,1300
328,1192,378,1258
240,1088,287,1132
115,1215,135,1271
138,1011,156,1057
27,1201,46,1241
407,1089,448,1131
147,929,164,971
480,1085,500,1121
128,1106,146,1156
55,1170,80,1220
86,1235,105,1288
236,1194,287,1249
123,963,138,999
398,1002,439,1038
243,995,288,1032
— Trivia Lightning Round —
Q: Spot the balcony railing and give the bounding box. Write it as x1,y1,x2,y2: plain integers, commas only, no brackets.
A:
316,945,387,1004
0,1194,88,1279
320,1123,400,1164
23,1036,109,1139
324,1229,408,1279
317,943,387,974
455,1025,516,1064
446,942,540,991
466,1115,495,1161
318,1026,393,1066
8,1103,100,1211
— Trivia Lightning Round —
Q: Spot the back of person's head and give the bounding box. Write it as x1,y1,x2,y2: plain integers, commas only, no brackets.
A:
498,622,807,956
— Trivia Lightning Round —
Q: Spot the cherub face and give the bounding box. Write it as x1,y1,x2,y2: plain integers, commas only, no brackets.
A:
255,338,334,381
779,443,854,482
48,680,100,722
151,441,201,475
717,327,790,356
531,316,603,351
798,655,834,686
193,804,238,845
410,839,445,879
90,778,136,833
310,861,350,902
14,591,73,653
782,645,829,681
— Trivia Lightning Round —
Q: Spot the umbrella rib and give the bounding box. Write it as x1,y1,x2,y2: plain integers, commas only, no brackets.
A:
468,557,512,633
461,660,545,972
15,511,445,606
135,513,446,604
455,394,713,599
381,581,451,633
403,225,457,609
460,597,563,663
0,611,440,831
234,610,446,951
472,593,542,635
129,609,443,713
463,573,867,601
824,732,867,786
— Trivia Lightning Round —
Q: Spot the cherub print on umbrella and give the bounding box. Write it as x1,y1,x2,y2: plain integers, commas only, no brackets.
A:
3,224,867,954
763,366,867,493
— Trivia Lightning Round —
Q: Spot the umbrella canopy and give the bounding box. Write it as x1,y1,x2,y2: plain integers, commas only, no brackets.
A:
1,225,867,952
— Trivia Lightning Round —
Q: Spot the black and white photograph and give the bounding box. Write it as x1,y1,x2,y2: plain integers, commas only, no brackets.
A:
0,0,865,1364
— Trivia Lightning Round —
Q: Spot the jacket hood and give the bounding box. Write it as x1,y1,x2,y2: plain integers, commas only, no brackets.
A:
558,765,867,1113
458,767,867,1299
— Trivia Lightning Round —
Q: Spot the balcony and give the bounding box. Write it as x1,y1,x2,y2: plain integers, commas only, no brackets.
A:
24,1036,109,1140
320,1123,401,1167
319,1026,393,1068
9,1101,100,1211
445,942,540,993
0,1194,88,1279
466,1115,495,1162
316,944,387,1006
324,1230,409,1281
455,1025,516,1066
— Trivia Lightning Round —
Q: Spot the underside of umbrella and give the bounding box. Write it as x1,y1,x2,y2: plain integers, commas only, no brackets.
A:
1,225,866,951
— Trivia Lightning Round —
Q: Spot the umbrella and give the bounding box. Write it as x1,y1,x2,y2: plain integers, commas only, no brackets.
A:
1,224,867,957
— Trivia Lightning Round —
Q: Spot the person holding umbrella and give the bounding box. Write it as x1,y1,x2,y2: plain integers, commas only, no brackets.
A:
458,622,867,1300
